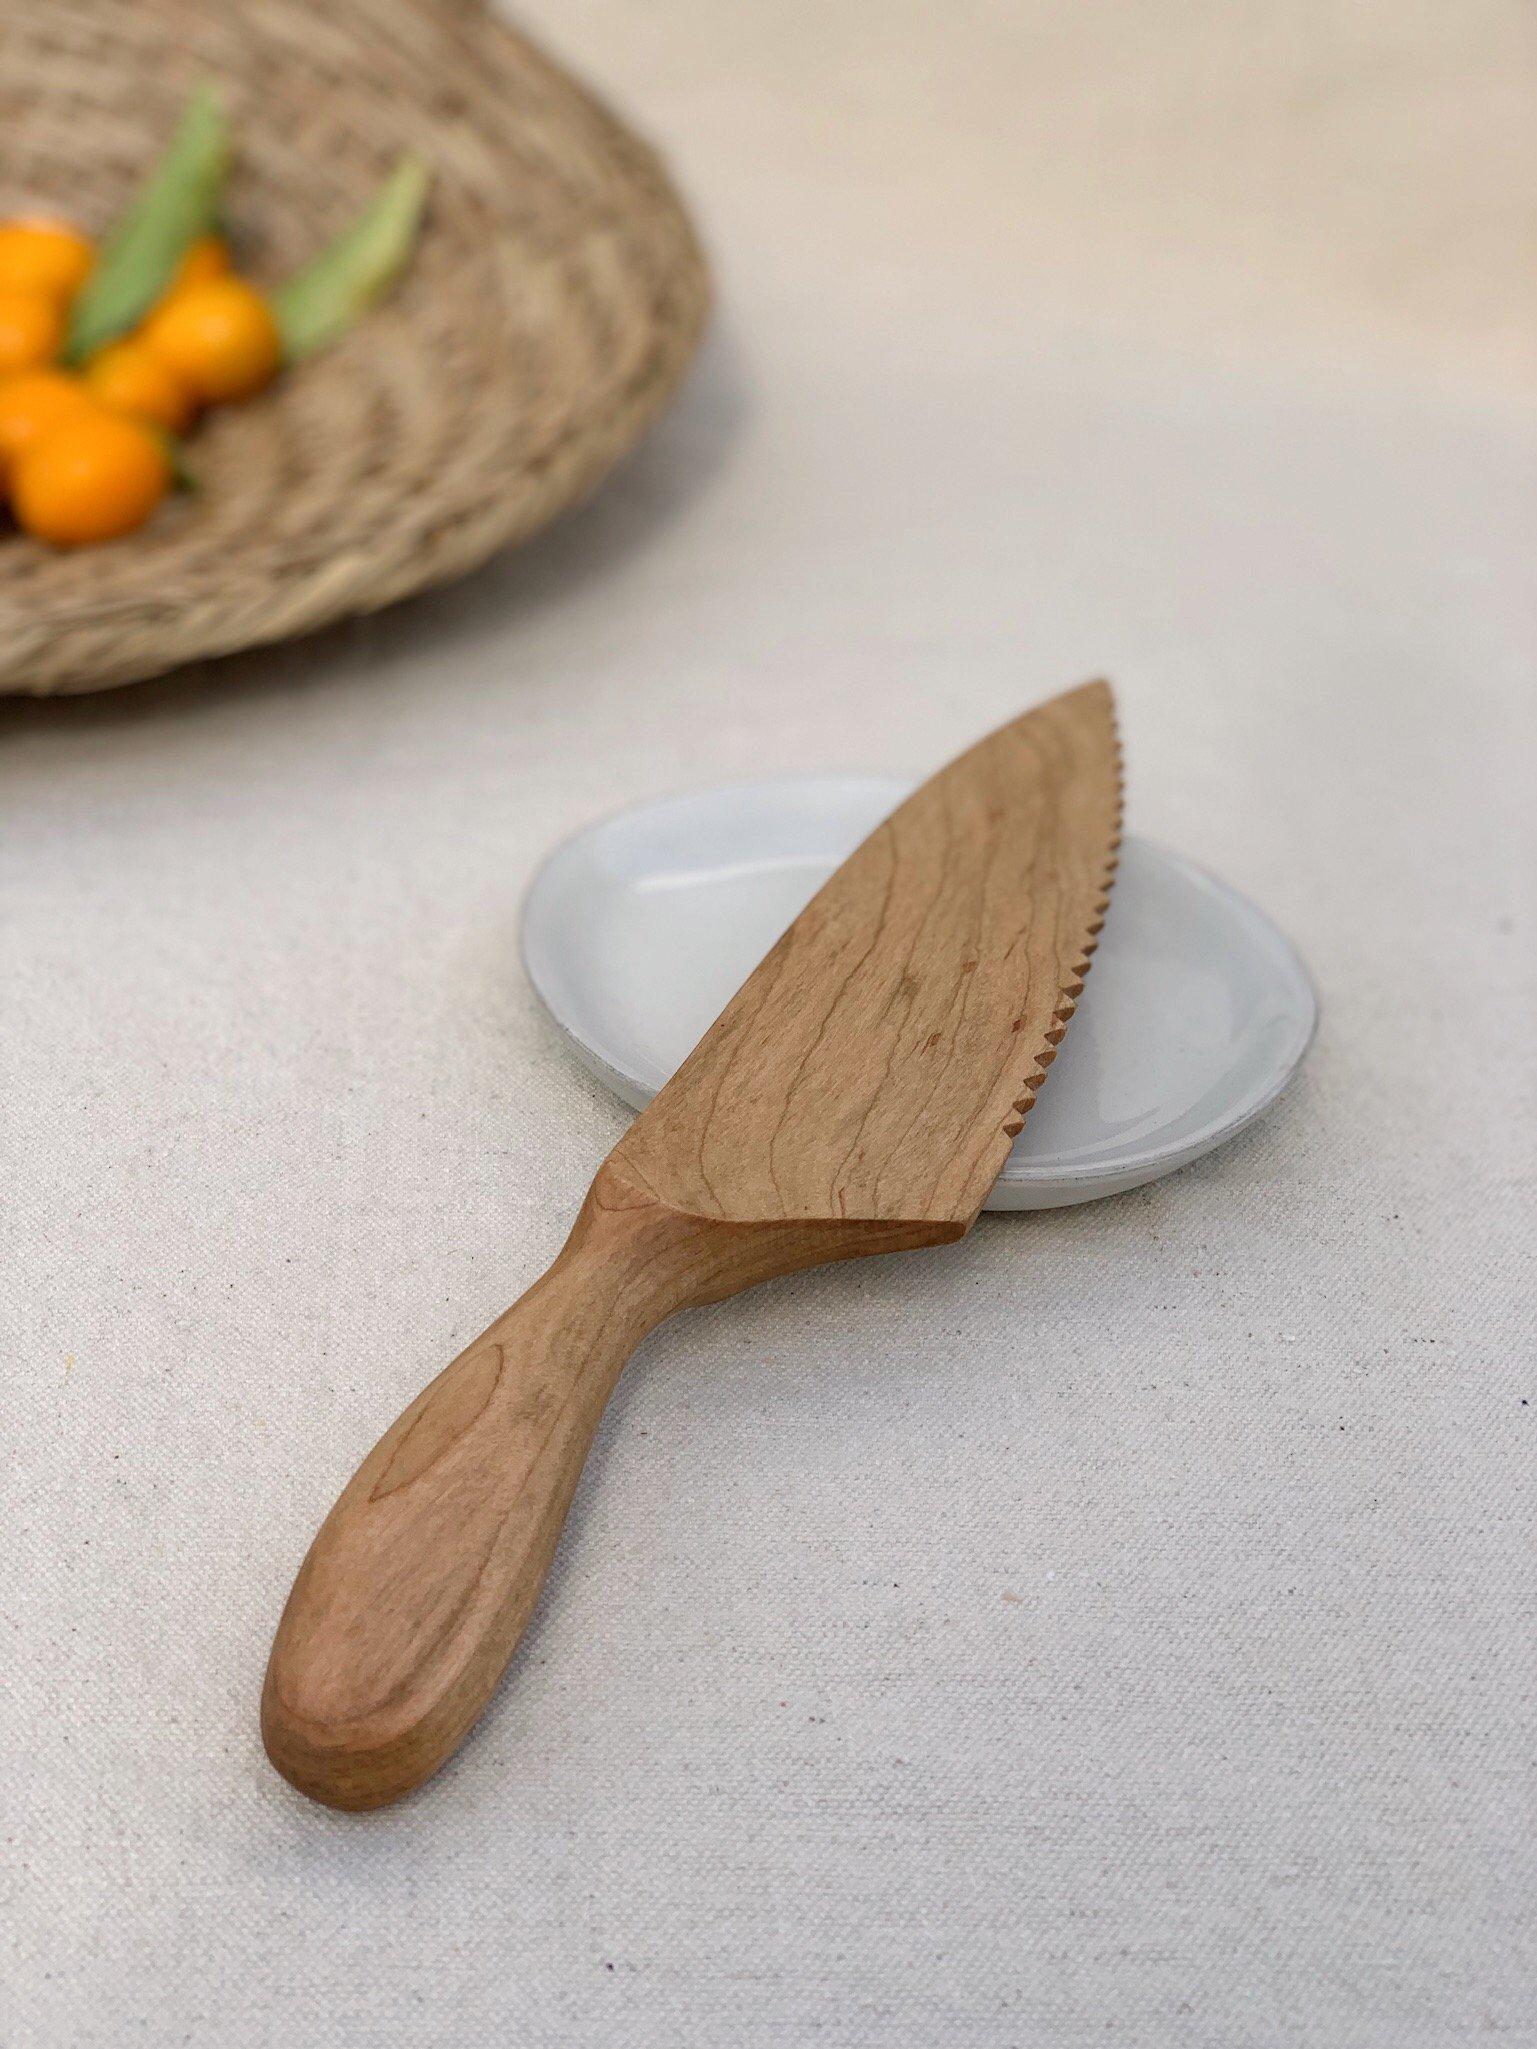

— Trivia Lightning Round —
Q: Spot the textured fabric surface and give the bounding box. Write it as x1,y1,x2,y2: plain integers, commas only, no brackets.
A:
3,3,1533,2044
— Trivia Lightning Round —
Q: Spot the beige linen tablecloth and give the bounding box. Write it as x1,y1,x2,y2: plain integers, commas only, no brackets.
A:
4,4,1532,2043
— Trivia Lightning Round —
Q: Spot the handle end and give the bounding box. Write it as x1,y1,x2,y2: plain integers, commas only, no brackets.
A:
260,1656,453,1811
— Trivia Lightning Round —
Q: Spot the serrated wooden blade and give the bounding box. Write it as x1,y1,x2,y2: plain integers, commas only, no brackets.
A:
611,680,1122,1230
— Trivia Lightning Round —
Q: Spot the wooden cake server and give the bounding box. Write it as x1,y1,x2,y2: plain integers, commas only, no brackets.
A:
263,680,1122,1807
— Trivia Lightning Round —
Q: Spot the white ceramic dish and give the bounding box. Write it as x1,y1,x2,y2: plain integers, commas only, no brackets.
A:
520,776,1317,1210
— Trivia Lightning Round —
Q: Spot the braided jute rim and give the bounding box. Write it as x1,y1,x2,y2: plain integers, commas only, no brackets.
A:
0,0,709,694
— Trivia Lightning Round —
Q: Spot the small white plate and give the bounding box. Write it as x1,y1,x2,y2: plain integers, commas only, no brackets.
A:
520,776,1317,1209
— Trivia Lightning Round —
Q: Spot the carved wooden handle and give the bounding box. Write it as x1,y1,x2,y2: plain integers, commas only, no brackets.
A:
261,1170,712,1809
262,1156,956,1809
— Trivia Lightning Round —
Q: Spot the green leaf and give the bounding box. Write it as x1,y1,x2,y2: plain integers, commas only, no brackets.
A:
148,426,196,492
273,156,430,362
65,84,231,364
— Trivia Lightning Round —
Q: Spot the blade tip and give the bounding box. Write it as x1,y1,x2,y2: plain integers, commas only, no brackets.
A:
1063,676,1116,717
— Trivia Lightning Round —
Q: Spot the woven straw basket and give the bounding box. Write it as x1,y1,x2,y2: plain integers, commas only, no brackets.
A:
0,0,708,695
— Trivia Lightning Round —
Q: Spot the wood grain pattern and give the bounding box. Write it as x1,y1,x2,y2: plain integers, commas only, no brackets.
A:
262,682,1122,1808
615,680,1122,1228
